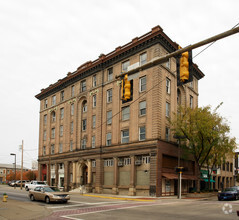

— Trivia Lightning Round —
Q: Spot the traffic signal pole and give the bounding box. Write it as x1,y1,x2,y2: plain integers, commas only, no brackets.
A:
116,26,239,78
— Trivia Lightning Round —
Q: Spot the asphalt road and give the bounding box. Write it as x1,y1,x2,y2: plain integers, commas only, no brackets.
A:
1,185,239,220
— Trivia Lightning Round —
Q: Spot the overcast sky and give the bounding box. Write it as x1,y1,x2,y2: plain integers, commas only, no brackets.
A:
0,0,238,169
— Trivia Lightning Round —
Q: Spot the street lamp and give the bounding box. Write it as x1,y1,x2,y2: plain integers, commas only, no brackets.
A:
10,153,16,189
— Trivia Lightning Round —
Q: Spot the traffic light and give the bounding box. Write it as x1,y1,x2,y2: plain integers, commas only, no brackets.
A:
176,48,193,86
121,74,133,103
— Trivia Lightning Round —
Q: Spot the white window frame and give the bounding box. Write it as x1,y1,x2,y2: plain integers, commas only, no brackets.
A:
51,128,55,139
139,76,146,92
121,130,129,144
166,78,171,94
70,121,73,134
71,103,74,116
122,60,130,72
51,111,56,122
59,143,63,153
93,95,96,107
44,114,47,125
70,140,73,151
139,101,146,116
81,139,86,149
60,108,64,120
43,130,46,141
83,102,87,113
60,125,63,137
124,157,131,166
142,156,150,164
104,159,114,167
43,146,46,156
92,136,95,148
107,67,113,81
92,75,97,87
71,85,75,97
81,80,86,92
51,144,55,154
107,111,112,125
107,89,112,103
106,133,112,146
122,106,130,121
166,102,170,117
92,115,96,128
44,99,48,109
52,95,56,106
60,90,64,101
165,127,170,141
139,126,146,141
92,160,96,167
140,52,147,66
82,119,87,131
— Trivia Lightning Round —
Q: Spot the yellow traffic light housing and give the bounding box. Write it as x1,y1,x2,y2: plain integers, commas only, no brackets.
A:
177,48,193,86
121,74,133,103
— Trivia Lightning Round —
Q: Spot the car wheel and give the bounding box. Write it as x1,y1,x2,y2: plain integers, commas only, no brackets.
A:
25,187,29,191
45,196,50,204
30,194,35,201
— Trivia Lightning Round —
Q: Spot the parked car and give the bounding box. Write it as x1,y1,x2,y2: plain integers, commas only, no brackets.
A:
25,180,48,191
218,187,239,201
10,180,18,187
29,186,70,204
15,180,30,187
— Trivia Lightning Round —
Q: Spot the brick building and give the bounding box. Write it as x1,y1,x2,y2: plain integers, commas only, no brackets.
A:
35,25,204,196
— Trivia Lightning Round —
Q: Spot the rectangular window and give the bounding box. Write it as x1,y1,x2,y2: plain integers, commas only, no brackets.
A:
92,75,97,87
166,58,171,69
190,95,193,108
139,101,146,116
83,102,87,113
107,89,112,103
70,121,73,134
122,60,130,72
104,159,114,167
81,139,86,149
166,102,170,117
165,127,170,141
44,99,48,109
140,52,147,66
121,130,129,144
107,67,113,81
51,128,55,139
92,160,96,167
124,157,131,166
106,133,112,146
82,119,87,131
139,126,146,141
59,143,63,153
43,130,46,141
71,104,74,116
139,76,146,92
52,95,56,106
60,108,64,120
71,85,75,97
60,125,63,137
92,136,95,148
60,91,64,101
107,111,112,125
81,80,86,92
122,106,130,121
93,95,96,107
92,115,96,128
166,78,171,94
51,144,55,154
70,140,73,151
44,114,47,125
142,156,150,164
43,146,46,156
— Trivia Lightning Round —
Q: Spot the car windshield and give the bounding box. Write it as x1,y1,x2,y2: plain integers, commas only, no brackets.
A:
224,187,237,192
44,187,56,192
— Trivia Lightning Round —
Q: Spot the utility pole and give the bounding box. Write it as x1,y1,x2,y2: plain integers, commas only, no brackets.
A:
10,153,16,189
20,140,23,190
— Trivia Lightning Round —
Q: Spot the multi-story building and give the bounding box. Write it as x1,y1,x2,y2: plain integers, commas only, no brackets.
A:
35,25,204,196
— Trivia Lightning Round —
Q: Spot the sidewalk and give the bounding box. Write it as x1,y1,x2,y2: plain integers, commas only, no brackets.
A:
0,199,52,220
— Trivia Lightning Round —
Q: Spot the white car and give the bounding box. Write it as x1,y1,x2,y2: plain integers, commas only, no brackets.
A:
25,180,48,191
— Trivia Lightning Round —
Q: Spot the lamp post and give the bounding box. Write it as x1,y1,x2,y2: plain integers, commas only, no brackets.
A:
10,153,16,189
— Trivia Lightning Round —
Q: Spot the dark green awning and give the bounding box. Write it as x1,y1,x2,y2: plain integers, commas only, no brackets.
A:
202,178,215,183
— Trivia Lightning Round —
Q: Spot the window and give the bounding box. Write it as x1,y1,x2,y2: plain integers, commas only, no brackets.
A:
107,89,112,103
43,130,46,141
140,53,147,66
51,128,55,139
81,139,86,149
60,125,63,137
92,160,96,167
166,58,171,69
122,106,130,121
71,85,75,97
92,75,97,87
165,127,170,141
82,101,87,113
166,78,171,94
107,111,112,125
44,99,48,109
60,108,64,120
139,101,146,116
70,140,73,151
59,143,63,153
122,60,130,72
124,157,131,166
121,130,129,144
190,95,193,108
92,115,96,128
107,67,113,81
139,126,146,141
70,122,74,134
92,136,95,148
82,119,87,131
81,80,86,92
51,111,56,122
59,163,64,170
104,159,114,167
106,133,112,146
71,104,74,116
43,146,46,156
142,156,150,164
166,102,170,117
51,144,55,154
44,114,47,125
139,76,146,92
60,91,64,101
52,95,56,106
177,89,181,105
93,95,96,107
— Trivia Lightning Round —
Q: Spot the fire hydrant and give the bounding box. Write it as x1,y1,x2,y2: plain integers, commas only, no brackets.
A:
3,193,8,202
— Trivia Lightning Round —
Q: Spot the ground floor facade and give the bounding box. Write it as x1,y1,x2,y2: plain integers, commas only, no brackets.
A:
38,140,197,197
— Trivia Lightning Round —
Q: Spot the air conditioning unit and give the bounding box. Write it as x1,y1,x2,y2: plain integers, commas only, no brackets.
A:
118,161,124,167
135,160,142,166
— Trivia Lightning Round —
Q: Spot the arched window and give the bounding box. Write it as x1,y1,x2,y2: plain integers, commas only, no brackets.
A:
177,89,181,105
82,101,87,113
